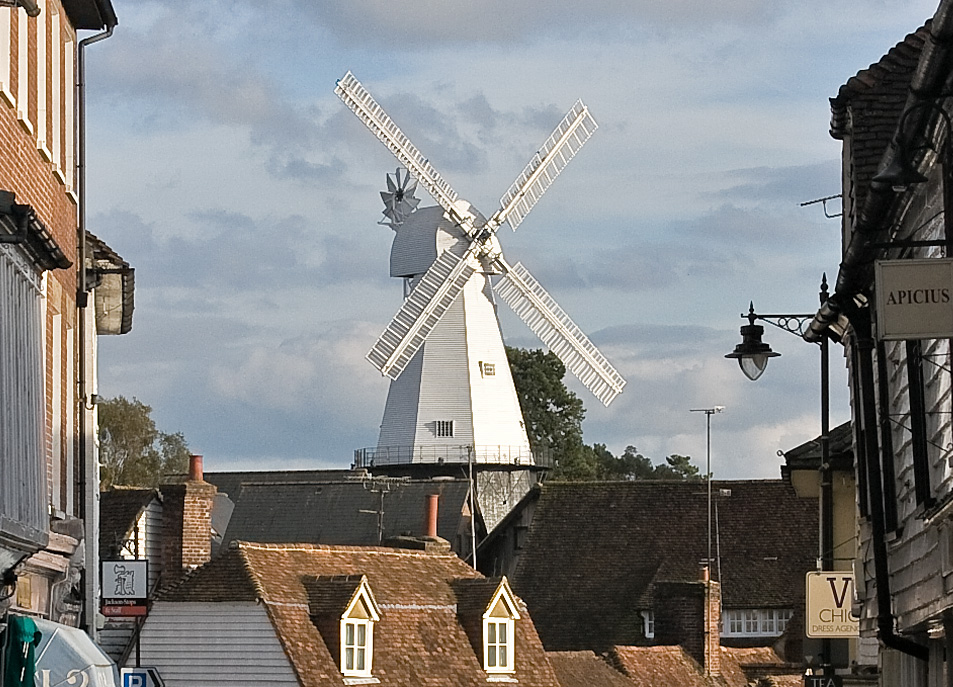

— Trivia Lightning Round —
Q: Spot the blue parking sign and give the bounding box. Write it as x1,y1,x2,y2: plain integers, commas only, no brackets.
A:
121,667,164,687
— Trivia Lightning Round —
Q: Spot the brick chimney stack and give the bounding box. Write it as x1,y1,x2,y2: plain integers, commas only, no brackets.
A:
160,455,217,582
653,571,721,677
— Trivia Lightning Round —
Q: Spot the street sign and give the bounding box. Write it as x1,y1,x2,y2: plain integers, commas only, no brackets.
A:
805,572,859,638
804,674,843,687
102,559,149,616
121,667,164,687
875,258,953,340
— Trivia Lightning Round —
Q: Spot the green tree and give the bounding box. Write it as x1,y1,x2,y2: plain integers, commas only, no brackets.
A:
506,347,699,481
98,396,191,488
506,346,586,459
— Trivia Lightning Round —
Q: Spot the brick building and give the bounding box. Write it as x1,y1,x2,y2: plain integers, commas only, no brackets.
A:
0,0,126,643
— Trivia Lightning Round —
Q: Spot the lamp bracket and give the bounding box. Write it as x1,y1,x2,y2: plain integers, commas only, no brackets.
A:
748,311,817,340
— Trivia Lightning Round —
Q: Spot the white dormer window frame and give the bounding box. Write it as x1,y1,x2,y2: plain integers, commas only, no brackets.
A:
482,579,521,675
339,577,381,680
342,618,372,676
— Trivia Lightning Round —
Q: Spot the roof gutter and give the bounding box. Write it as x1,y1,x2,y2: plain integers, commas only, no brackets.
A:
75,6,117,639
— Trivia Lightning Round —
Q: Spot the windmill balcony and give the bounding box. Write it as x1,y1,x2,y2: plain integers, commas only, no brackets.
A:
353,445,550,469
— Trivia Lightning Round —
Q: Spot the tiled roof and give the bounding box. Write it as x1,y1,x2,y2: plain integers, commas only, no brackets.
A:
157,541,560,687
512,481,817,651
222,479,473,548
99,488,157,557
546,651,635,687
719,647,799,687
830,25,928,211
203,469,363,500
607,646,708,687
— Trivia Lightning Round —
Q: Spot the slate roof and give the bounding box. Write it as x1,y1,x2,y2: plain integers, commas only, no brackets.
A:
829,25,927,213
546,651,635,687
783,421,853,471
157,541,560,687
99,488,157,557
203,469,362,500
607,646,708,687
222,478,473,548
512,480,817,651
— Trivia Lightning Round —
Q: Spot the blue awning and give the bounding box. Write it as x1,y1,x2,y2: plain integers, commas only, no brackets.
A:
32,619,117,687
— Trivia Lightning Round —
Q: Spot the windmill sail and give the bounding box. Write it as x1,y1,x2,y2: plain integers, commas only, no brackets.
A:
335,72,467,226
497,101,598,231
367,249,478,379
495,260,626,406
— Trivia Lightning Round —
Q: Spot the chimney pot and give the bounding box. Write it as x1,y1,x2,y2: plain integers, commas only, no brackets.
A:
700,564,710,582
426,494,439,538
189,454,204,481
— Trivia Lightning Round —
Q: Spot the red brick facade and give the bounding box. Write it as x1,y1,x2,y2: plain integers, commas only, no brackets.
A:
1,1,80,518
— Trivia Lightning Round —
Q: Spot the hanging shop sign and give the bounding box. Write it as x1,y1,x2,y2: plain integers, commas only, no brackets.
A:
101,559,149,617
875,258,953,340
805,572,859,638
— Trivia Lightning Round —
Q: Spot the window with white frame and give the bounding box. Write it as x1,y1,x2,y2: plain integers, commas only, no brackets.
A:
641,610,655,639
482,583,520,675
484,618,513,672
338,578,380,680
722,609,792,637
342,619,372,676
435,420,454,438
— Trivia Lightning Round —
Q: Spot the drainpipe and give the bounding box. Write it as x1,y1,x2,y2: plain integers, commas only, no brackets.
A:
76,10,117,639
849,307,929,661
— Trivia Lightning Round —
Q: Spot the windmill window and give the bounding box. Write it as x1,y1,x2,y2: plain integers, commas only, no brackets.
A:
435,420,454,438
480,362,496,377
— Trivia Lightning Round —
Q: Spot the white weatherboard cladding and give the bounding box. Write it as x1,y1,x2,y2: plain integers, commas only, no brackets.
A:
390,206,468,278
412,276,473,447
376,269,531,463
464,277,530,455
377,348,422,450
131,601,298,686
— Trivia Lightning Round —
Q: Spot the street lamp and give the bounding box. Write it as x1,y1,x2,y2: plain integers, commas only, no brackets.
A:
689,406,724,573
690,405,723,679
726,275,836,674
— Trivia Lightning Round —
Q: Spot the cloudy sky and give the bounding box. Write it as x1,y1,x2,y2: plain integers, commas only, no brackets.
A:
87,0,937,479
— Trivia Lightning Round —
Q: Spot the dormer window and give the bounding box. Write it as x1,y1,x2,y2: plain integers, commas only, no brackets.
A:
306,574,381,684
339,579,381,678
482,579,521,675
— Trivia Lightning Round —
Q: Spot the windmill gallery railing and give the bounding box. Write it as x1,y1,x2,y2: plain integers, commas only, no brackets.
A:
353,445,552,469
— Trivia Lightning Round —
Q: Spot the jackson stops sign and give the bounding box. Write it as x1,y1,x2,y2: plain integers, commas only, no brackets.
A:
875,258,953,340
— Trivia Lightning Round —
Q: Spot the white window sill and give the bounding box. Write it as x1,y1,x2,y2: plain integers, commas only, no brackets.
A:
343,677,379,685
486,676,518,683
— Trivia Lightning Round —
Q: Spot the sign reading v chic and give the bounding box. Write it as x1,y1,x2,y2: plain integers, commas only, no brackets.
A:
875,258,953,340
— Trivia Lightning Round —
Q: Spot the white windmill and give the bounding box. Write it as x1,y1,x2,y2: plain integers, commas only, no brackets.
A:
336,72,625,512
